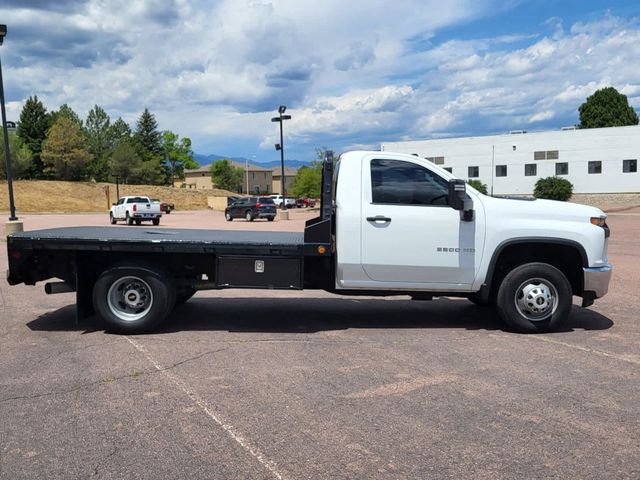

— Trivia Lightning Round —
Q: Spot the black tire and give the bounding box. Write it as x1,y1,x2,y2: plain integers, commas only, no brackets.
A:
225,212,233,221
496,262,572,333
92,265,176,334
135,219,142,226
176,288,196,305
245,211,254,222
126,212,134,226
109,213,116,225
152,218,160,226
267,216,275,222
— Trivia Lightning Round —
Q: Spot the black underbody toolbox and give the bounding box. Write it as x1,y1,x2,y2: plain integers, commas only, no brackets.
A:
216,256,303,289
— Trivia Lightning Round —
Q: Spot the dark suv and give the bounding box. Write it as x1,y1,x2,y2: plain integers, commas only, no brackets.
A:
224,197,276,222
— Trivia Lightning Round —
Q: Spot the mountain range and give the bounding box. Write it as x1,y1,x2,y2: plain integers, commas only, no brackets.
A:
193,153,311,170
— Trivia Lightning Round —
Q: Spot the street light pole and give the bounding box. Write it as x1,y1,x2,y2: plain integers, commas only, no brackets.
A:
0,25,18,221
271,105,291,211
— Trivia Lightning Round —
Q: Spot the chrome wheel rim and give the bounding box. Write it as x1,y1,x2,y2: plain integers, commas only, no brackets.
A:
514,277,558,321
107,276,153,322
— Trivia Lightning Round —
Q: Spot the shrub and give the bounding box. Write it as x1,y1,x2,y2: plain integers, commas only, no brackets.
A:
467,179,488,195
533,176,573,201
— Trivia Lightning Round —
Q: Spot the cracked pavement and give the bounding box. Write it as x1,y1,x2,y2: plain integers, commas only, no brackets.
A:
1,210,639,479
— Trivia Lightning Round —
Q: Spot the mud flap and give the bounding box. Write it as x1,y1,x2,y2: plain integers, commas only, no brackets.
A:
75,263,95,324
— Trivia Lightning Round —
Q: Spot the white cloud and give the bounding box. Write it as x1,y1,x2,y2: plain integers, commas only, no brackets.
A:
0,2,638,159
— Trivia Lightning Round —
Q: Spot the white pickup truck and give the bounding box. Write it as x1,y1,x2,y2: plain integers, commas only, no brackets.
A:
7,151,612,334
269,194,296,208
109,196,162,226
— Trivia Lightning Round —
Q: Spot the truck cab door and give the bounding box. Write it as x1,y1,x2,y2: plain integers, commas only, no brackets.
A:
359,157,485,289
114,198,124,217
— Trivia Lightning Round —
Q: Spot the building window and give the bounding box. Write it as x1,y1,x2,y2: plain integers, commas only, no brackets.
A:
534,150,559,160
425,156,445,165
468,166,479,178
556,162,568,175
370,159,449,205
443,167,452,173
524,164,537,176
496,165,507,177
623,159,637,173
588,161,602,174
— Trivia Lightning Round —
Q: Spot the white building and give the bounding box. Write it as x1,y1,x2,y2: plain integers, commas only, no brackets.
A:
381,125,640,194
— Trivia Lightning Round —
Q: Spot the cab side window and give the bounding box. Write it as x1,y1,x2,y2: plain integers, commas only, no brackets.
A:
371,159,449,206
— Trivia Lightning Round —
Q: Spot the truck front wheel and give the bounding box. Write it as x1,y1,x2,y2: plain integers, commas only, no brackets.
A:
92,266,175,334
496,262,572,333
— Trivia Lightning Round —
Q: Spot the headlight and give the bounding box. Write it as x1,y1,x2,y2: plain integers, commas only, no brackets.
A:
590,216,610,237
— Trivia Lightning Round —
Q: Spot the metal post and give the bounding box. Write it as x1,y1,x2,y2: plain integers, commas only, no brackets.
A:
115,175,120,200
245,158,249,194
279,117,286,209
0,54,17,220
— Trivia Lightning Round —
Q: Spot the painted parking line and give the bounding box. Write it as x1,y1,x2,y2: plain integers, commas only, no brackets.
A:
525,334,640,366
124,336,287,480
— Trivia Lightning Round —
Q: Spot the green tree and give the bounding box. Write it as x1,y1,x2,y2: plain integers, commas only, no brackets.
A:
16,95,49,177
110,140,141,184
48,104,83,129
533,176,573,201
109,117,132,145
1,132,33,179
85,105,112,181
133,157,164,185
291,163,322,198
210,159,243,191
162,131,198,186
467,179,488,194
579,87,639,129
133,108,163,161
41,116,92,180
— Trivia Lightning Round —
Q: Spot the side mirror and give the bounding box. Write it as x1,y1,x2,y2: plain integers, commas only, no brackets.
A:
112,203,116,206
448,179,474,221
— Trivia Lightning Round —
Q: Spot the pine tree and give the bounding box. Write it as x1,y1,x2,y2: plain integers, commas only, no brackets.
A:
85,105,112,181
110,140,141,184
48,104,83,129
133,108,163,161
16,95,49,177
41,116,92,180
109,117,132,146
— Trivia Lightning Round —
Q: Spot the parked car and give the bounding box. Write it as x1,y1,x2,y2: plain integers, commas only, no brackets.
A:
225,197,276,222
296,197,316,208
110,196,162,225
269,194,296,208
151,199,175,214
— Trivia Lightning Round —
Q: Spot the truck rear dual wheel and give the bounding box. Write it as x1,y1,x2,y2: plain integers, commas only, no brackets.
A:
126,213,134,226
93,265,176,334
496,262,572,333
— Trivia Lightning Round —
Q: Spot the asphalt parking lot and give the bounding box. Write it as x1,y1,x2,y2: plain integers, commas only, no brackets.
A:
1,209,639,479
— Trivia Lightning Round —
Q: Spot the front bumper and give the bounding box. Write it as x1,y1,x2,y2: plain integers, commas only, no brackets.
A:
582,263,613,305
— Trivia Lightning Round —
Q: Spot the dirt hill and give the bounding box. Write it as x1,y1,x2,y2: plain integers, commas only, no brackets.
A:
0,180,236,213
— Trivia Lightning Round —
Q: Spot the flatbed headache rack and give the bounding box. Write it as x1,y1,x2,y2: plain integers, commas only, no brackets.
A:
6,152,337,323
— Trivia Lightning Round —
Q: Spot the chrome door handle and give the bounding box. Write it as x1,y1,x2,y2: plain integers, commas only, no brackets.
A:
366,216,392,223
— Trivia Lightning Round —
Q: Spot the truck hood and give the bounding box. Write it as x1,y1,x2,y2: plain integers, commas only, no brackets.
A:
480,195,605,221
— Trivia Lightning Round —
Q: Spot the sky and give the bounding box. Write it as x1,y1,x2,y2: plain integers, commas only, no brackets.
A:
1,0,639,163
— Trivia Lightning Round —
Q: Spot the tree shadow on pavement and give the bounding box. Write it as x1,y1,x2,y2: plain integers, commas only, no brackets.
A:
27,297,614,334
